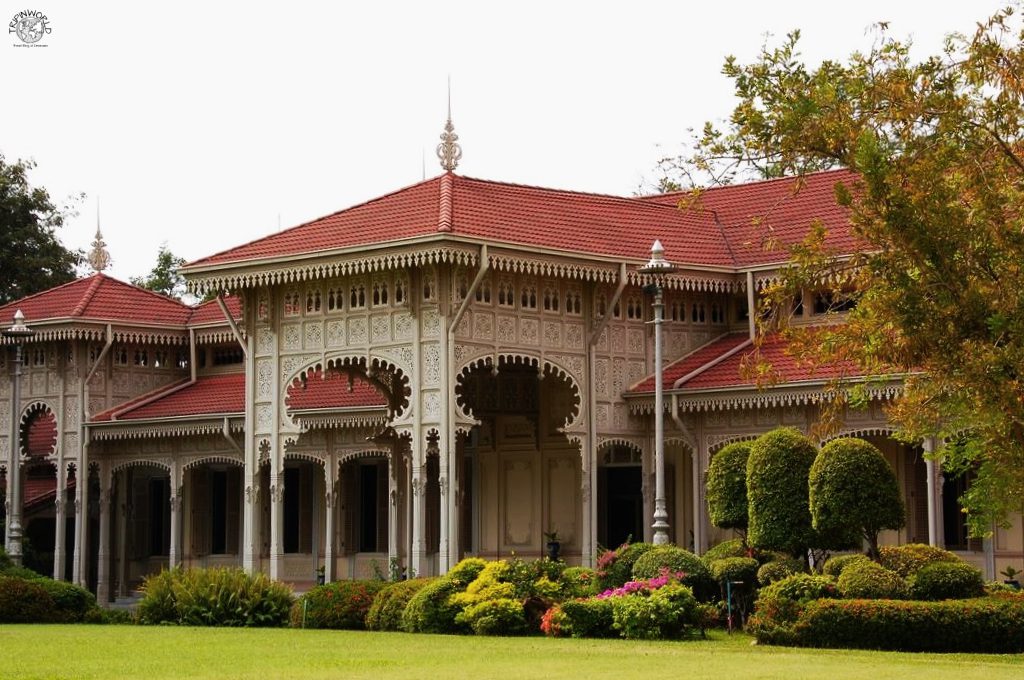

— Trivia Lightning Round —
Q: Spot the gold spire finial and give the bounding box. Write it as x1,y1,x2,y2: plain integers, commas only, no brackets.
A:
87,198,111,273
436,78,462,172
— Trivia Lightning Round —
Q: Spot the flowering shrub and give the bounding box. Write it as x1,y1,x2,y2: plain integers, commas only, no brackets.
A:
612,582,698,639
292,580,387,629
559,567,597,599
540,604,567,636
632,546,715,600
596,542,655,590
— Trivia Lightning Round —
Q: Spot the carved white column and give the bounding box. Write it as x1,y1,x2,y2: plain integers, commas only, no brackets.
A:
324,457,337,582
269,465,284,580
117,469,128,597
52,462,67,580
96,462,112,604
438,466,450,573
410,433,426,576
168,463,182,569
923,437,945,548
243,474,259,573
387,450,399,571
577,434,593,567
72,458,88,586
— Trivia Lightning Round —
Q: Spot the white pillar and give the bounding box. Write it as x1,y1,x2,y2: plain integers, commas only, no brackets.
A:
579,434,593,567
692,444,703,555
269,465,284,580
96,462,112,604
411,434,426,577
52,463,67,580
168,464,182,569
72,459,87,586
923,437,940,547
242,468,259,573
438,462,451,573
387,451,399,572
324,459,337,582
651,284,670,545
116,469,128,597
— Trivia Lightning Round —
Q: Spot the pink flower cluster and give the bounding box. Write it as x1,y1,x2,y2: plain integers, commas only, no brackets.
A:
595,568,686,600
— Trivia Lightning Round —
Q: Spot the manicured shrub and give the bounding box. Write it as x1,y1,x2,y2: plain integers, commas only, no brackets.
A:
757,559,803,586
790,597,1024,653
596,542,655,590
632,546,714,600
559,566,598,599
909,561,985,601
701,538,748,563
0,576,57,623
292,580,387,629
611,583,698,640
447,557,488,587
557,597,616,638
137,567,293,627
760,573,838,603
34,578,97,622
809,438,905,558
706,442,751,534
747,574,839,645
746,428,818,558
401,577,465,634
878,543,959,578
366,578,433,631
456,597,527,636
821,553,870,579
837,560,908,600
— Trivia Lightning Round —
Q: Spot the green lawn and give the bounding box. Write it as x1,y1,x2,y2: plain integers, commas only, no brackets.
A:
0,626,1020,679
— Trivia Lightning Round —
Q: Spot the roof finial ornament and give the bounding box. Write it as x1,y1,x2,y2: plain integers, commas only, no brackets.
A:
87,197,111,273
436,77,461,172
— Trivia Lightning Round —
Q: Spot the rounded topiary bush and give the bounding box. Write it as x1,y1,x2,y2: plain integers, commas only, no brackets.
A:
760,573,838,603
401,577,465,634
366,578,433,631
597,542,655,590
837,560,908,600
447,558,488,587
878,543,959,578
757,559,803,586
822,554,870,579
707,442,751,532
746,428,818,557
701,539,748,563
909,561,985,600
292,580,387,629
35,578,97,622
632,546,714,600
457,597,527,636
709,557,759,591
0,576,57,623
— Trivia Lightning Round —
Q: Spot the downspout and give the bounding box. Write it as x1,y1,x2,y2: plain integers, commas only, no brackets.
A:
746,271,756,341
216,294,248,358
222,416,242,454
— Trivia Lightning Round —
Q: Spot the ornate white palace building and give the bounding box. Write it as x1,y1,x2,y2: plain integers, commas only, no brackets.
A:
2,122,1022,601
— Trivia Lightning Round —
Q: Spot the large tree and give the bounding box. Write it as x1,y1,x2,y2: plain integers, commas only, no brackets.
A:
131,244,187,300
661,6,1024,535
0,155,81,305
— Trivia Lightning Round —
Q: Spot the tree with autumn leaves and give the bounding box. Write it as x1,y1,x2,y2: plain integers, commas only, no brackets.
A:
661,5,1024,534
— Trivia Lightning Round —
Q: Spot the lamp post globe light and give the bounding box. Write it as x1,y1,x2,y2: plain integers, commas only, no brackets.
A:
638,241,676,546
3,309,35,564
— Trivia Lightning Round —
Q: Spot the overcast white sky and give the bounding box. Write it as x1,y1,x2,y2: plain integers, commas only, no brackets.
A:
0,1,1009,283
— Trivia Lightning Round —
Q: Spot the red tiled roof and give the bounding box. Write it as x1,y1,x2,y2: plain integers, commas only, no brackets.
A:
93,374,243,421
0,274,193,326
189,296,242,324
187,173,734,269
641,169,860,266
285,369,388,411
629,333,750,393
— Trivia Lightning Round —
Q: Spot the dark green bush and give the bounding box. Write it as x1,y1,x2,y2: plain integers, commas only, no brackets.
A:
292,580,387,629
760,573,838,603
558,597,616,638
35,578,97,622
837,560,908,600
757,559,803,586
707,442,751,532
746,428,818,557
822,554,870,579
366,578,433,631
878,543,959,578
790,597,1024,652
701,539,748,563
809,438,905,557
559,567,598,599
83,607,134,624
747,574,839,645
0,575,57,623
137,567,293,626
632,546,715,600
909,561,985,601
401,577,465,634
596,542,655,590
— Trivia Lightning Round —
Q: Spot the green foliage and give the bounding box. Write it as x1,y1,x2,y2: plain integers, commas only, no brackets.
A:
809,438,905,558
837,560,909,600
746,428,818,557
878,543,959,578
0,154,81,305
909,561,985,601
789,597,1024,653
365,578,433,631
557,598,616,638
0,575,57,622
611,583,698,640
632,546,714,600
82,607,134,624
401,577,465,634
748,574,839,644
130,243,187,300
456,597,527,636
596,542,655,590
760,574,838,603
291,580,387,630
757,559,803,586
0,548,45,580
447,557,488,587
137,567,294,627
701,539,748,563
709,557,759,588
559,567,598,599
822,554,871,579
706,442,751,532
34,578,97,622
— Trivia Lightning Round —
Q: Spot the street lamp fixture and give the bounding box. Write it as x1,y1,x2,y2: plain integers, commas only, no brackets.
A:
3,309,35,564
638,241,677,546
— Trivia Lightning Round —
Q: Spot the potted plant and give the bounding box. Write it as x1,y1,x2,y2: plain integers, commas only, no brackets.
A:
1001,565,1021,590
316,565,326,586
544,530,561,561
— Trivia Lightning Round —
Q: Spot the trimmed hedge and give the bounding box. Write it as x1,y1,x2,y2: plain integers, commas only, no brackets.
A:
401,577,465,634
822,554,870,579
632,546,714,600
760,574,838,603
292,580,387,629
790,597,1024,653
746,428,818,557
878,543,959,578
0,575,58,623
36,578,97,622
137,567,294,626
556,598,616,638
701,539,749,563
706,442,751,531
757,559,802,586
837,561,908,600
909,561,985,601
366,578,433,631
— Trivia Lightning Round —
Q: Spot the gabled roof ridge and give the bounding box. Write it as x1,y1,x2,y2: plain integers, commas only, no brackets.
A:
639,167,855,202
70,274,106,317
185,174,444,269
0,274,98,318
100,273,197,311
91,377,192,421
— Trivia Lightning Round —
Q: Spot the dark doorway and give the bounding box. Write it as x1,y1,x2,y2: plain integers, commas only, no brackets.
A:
600,466,643,549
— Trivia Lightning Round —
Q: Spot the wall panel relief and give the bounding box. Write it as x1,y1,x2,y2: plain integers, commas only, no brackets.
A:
256,327,274,355
283,324,302,350
497,316,516,344
473,312,494,341
520,319,539,346
371,315,391,343
421,308,441,338
348,317,367,344
304,322,323,349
